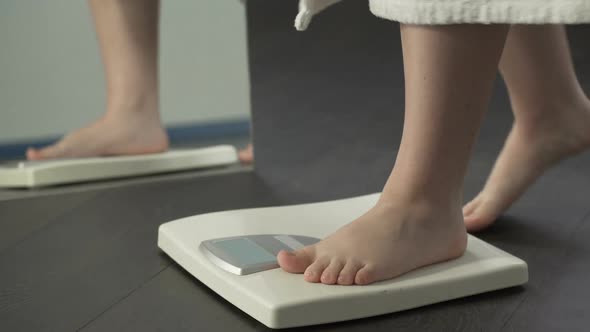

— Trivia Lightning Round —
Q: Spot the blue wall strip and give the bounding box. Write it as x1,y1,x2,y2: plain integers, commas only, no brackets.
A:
0,119,250,160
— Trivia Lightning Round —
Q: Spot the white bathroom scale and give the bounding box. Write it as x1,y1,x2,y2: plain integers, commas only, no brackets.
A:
0,145,238,188
158,193,528,329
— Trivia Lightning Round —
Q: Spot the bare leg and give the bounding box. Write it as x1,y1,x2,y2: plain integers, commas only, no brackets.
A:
278,24,509,285
463,25,590,232
27,0,168,160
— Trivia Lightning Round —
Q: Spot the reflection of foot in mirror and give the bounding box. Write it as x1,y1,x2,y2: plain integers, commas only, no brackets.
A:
27,107,168,161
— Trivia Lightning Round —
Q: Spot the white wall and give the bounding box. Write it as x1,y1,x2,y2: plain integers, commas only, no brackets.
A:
0,0,250,143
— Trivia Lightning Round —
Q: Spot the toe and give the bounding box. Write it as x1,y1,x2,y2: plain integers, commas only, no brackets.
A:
355,265,377,285
463,199,501,232
337,261,363,285
463,197,501,232
26,147,40,161
238,144,254,164
33,143,66,160
320,259,344,285
464,212,496,233
462,198,480,217
277,247,314,274
304,257,330,283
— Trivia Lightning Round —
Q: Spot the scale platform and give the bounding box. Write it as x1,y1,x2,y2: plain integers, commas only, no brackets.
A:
0,145,238,188
158,193,528,329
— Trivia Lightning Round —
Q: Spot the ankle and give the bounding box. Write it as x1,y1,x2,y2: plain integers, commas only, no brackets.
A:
377,191,462,218
515,101,590,152
380,177,463,211
105,92,159,118
374,194,467,256
515,96,590,132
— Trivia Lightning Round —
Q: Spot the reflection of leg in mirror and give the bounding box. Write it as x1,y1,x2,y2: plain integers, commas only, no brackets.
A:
28,0,168,161
279,24,509,285
464,25,590,232
27,0,254,164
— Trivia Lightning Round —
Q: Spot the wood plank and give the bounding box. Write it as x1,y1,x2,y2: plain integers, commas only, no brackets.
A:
0,191,98,253
0,172,279,331
500,154,590,332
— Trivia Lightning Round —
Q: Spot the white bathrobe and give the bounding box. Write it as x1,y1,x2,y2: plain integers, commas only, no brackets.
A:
295,0,590,30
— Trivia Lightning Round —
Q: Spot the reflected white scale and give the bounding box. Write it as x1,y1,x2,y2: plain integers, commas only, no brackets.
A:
0,145,238,188
158,193,528,329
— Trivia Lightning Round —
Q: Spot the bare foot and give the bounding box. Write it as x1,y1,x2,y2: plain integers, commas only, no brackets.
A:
278,200,467,285
26,103,168,160
238,144,254,164
464,100,590,232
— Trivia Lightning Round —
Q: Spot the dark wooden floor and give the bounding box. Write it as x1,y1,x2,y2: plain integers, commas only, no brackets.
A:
2,1,590,331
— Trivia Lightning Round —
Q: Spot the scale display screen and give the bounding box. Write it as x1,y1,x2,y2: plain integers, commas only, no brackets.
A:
213,238,276,265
